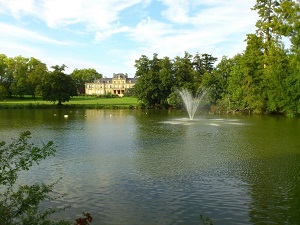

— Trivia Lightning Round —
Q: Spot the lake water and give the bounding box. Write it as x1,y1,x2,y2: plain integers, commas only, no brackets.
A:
0,109,300,225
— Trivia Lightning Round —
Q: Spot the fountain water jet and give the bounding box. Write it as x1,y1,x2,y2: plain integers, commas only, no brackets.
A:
178,88,206,120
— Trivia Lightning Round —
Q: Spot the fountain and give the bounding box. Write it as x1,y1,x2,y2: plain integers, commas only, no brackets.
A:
178,88,206,120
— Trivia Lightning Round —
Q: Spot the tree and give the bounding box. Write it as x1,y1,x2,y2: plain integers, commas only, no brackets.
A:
134,54,164,107
0,131,71,225
275,0,300,53
2,56,16,98
173,52,195,93
71,68,102,95
133,52,217,108
0,54,9,99
27,57,48,98
202,56,233,105
12,56,30,97
224,35,266,113
251,0,300,115
0,84,8,99
0,54,8,86
41,65,76,105
252,0,281,58
159,56,175,106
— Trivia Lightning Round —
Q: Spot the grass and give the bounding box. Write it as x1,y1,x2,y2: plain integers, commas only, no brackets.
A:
0,95,139,109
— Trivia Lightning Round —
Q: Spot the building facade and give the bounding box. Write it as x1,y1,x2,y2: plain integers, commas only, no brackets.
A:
85,73,137,97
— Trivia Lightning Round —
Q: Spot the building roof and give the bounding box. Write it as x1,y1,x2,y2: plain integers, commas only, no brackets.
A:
92,73,137,84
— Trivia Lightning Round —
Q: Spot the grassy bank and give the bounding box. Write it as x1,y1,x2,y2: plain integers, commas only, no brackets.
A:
0,96,139,109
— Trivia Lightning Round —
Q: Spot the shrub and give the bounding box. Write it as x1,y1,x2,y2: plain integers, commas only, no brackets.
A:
0,131,71,225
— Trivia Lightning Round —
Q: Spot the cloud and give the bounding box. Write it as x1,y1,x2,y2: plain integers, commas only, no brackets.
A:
95,25,130,42
127,0,257,60
0,0,36,17
0,0,259,77
0,22,72,45
0,0,148,30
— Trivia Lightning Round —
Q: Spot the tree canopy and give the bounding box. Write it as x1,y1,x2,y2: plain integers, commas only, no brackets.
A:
134,52,217,108
0,55,102,104
0,0,299,115
133,0,300,115
71,68,102,95
40,65,76,105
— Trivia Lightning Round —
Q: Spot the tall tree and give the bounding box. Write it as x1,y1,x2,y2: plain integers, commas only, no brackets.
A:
173,52,195,93
252,0,281,58
0,54,8,98
27,57,48,98
0,54,8,85
71,68,102,94
12,56,29,97
193,53,217,88
263,43,291,113
275,0,300,53
202,56,233,105
41,65,76,105
159,56,175,106
252,0,300,115
3,57,17,98
134,54,163,107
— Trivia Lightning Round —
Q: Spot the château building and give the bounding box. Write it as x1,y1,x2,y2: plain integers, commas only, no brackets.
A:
85,73,137,97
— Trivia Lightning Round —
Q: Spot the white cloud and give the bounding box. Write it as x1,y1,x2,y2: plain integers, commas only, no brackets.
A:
0,0,259,77
159,0,190,24
0,0,148,30
95,25,130,42
127,0,257,60
129,17,173,43
0,22,72,45
0,0,36,17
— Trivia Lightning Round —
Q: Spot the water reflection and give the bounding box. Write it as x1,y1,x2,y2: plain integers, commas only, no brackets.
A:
228,116,300,225
0,109,299,224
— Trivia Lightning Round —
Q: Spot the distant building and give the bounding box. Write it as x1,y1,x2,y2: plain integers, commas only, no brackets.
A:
85,73,137,97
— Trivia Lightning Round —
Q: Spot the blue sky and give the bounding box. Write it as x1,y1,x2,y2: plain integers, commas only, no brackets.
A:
0,0,258,77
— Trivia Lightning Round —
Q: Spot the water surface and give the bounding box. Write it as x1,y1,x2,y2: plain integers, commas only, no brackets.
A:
0,109,299,225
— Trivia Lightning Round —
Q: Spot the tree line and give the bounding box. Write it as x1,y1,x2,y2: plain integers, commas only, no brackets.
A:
134,0,300,116
0,55,102,104
1,0,299,115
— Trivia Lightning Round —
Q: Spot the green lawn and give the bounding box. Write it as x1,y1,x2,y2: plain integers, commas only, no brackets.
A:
68,96,138,105
0,96,139,108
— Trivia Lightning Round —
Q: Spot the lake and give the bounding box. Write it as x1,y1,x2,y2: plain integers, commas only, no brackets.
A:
0,109,299,225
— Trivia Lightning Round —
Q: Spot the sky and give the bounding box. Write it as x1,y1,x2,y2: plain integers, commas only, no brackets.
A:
0,0,258,77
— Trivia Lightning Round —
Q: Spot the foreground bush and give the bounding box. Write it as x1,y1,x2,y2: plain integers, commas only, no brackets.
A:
0,131,93,225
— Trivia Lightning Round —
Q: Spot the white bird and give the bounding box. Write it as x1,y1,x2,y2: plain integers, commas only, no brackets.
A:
64,115,69,118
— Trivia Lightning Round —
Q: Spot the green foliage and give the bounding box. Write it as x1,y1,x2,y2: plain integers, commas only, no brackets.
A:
1,0,299,115
27,58,48,98
134,52,217,108
41,65,77,105
71,68,102,95
208,0,299,115
95,93,119,98
0,84,8,99
0,131,72,225
0,54,102,100
134,54,166,107
167,90,182,108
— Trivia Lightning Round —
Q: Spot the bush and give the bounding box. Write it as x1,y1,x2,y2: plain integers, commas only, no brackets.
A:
96,94,119,98
0,131,71,225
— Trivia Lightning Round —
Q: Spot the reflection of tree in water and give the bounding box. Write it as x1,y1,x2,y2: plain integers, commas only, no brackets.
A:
230,118,300,225
241,155,300,225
